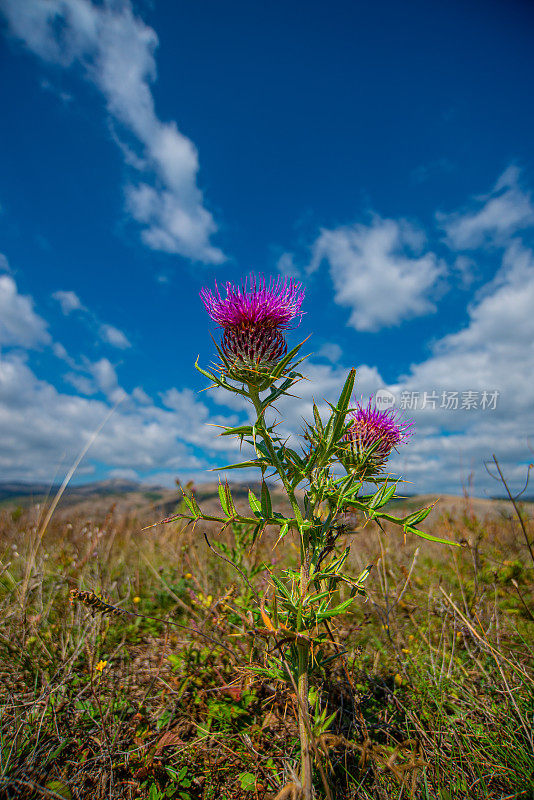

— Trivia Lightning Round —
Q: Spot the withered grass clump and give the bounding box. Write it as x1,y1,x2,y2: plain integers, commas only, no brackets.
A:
0,489,533,799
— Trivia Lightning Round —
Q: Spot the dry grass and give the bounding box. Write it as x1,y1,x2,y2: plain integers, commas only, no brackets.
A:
0,486,533,799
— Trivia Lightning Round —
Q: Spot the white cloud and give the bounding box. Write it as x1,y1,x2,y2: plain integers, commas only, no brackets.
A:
452,255,478,289
53,289,84,314
2,0,224,264
277,251,301,279
0,348,240,483
64,372,97,395
0,274,50,347
99,323,131,349
0,266,245,483
132,386,152,404
316,342,342,363
438,166,534,250
53,342,70,361
108,467,138,481
382,240,534,494
52,287,131,349
308,216,446,331
399,241,534,403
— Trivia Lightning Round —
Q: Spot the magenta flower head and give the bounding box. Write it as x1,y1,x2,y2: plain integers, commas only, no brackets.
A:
200,274,304,331
341,397,413,478
200,274,305,384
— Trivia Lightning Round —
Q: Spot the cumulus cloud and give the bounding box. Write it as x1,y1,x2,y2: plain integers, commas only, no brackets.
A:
382,240,534,493
99,323,131,349
0,346,244,483
0,253,11,272
399,241,534,407
437,166,534,250
53,289,84,314
316,342,343,363
0,273,50,347
2,0,224,264
308,216,446,331
53,287,131,349
0,269,246,483
0,264,234,483
64,372,97,395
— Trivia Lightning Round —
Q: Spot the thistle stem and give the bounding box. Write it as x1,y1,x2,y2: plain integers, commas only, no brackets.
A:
247,386,304,527
248,385,313,797
297,639,313,799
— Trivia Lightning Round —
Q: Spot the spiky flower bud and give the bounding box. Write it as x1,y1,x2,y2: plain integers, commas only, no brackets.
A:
200,274,304,384
221,323,287,382
341,398,413,478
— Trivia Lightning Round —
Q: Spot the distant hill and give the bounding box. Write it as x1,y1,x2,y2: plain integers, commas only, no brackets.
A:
0,479,531,521
0,478,145,503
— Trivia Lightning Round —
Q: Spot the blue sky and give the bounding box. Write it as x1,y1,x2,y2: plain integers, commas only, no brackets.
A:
0,0,533,495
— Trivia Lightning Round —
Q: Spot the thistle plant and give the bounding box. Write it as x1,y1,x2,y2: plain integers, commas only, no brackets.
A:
170,274,456,798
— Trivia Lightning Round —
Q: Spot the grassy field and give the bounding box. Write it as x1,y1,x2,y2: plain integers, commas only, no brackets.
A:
1,483,533,799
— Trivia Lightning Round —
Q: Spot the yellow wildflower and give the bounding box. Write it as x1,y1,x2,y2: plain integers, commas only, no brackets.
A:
133,596,141,604
95,660,108,673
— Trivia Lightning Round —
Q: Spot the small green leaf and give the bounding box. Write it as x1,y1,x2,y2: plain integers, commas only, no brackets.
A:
355,564,373,586
275,520,290,545
251,521,265,544
312,401,323,433
270,339,307,379
212,460,262,470
248,489,262,517
45,782,72,800
224,482,237,516
271,574,297,611
402,504,435,526
188,493,202,516
218,482,230,515
239,772,256,791
219,424,254,437
317,595,356,621
404,524,460,546
261,481,272,518
369,482,397,510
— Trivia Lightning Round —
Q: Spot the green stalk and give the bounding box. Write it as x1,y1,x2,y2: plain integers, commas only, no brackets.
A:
248,385,313,797
297,636,312,799
247,386,304,527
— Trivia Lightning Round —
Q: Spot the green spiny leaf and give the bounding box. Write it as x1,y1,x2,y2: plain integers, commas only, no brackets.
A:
248,489,262,517
218,482,230,515
211,460,264,471
224,482,237,516
317,595,356,621
402,503,435,527
270,339,307,379
219,424,254,437
403,524,460,546
261,481,272,518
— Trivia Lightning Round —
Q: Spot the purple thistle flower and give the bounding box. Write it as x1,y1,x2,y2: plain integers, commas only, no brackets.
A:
200,274,304,331
343,398,413,477
200,274,305,384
